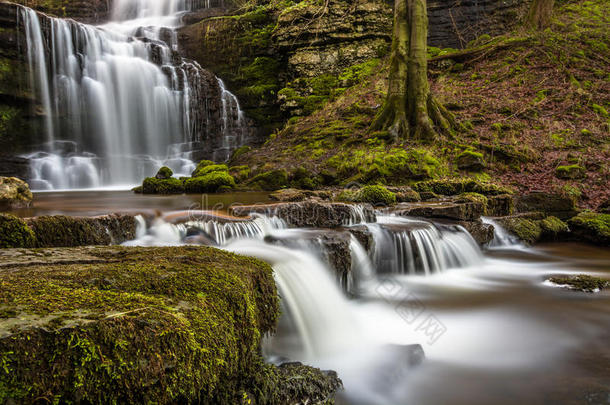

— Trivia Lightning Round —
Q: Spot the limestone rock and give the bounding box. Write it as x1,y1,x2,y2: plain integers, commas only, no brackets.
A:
393,201,485,221
515,191,578,219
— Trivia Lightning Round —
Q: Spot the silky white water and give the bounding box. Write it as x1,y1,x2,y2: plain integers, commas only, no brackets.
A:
19,0,246,190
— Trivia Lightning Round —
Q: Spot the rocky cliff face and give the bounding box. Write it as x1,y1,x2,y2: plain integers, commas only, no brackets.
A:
179,0,525,136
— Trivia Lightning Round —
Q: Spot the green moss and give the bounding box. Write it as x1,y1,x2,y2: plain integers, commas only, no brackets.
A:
229,165,251,183
548,275,609,292
231,146,252,162
456,192,489,212
155,166,173,179
350,185,397,205
555,164,586,179
192,160,216,176
503,217,542,244
184,172,236,193
540,216,569,237
0,246,288,403
592,103,609,117
338,58,381,87
247,169,288,191
142,177,184,194
413,179,512,196
568,212,610,245
0,214,35,248
193,164,229,177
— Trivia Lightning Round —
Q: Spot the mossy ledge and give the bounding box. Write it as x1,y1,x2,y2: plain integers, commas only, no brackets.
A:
0,246,342,404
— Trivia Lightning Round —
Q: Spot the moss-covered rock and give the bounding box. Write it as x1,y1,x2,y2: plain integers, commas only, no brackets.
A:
456,150,486,171
184,172,236,193
547,275,609,292
0,214,35,248
496,215,543,244
539,216,569,240
247,170,289,191
568,212,610,246
487,194,514,216
388,186,421,202
455,192,489,213
155,166,173,179
351,185,397,206
0,177,32,209
142,177,184,194
192,164,229,178
555,164,586,180
0,246,340,403
269,188,307,202
413,179,512,196
25,214,137,247
515,191,578,220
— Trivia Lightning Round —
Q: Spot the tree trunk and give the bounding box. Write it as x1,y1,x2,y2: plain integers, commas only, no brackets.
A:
371,0,455,139
370,0,409,138
527,0,555,29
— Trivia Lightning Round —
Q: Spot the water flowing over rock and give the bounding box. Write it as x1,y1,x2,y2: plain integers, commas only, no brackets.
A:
4,1,251,189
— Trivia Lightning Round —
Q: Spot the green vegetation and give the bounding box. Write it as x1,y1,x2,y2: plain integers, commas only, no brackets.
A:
341,185,397,205
247,169,289,191
502,217,542,244
540,216,569,238
0,214,35,248
555,164,586,179
142,177,184,194
193,164,230,177
413,179,512,196
185,172,236,193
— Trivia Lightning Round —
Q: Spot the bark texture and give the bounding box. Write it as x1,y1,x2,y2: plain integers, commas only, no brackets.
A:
372,0,455,139
527,0,555,29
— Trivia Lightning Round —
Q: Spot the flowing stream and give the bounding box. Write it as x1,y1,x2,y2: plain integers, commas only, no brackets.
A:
18,0,246,190
110,197,610,405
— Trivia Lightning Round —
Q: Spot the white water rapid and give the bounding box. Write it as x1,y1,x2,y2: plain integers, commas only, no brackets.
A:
19,0,246,190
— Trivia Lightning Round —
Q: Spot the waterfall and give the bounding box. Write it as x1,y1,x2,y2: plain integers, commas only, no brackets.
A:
18,1,247,190
366,215,482,275
481,217,522,248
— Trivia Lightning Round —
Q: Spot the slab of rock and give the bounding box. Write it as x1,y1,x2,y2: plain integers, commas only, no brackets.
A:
515,191,578,219
0,177,32,209
457,220,495,245
24,214,137,247
231,200,376,228
0,246,342,403
393,201,485,221
487,194,514,216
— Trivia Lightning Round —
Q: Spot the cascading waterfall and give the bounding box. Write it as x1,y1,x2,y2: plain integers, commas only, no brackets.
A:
19,0,247,190
481,216,522,248
365,215,482,275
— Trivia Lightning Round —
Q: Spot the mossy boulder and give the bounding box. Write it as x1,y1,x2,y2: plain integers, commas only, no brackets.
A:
539,216,569,240
142,177,184,194
495,215,543,245
0,177,32,209
547,275,609,292
568,212,610,246
387,187,421,202
269,188,307,202
155,166,173,180
456,150,485,171
0,214,35,248
0,246,341,403
184,172,236,193
455,192,488,212
247,170,289,191
555,165,586,180
350,185,397,206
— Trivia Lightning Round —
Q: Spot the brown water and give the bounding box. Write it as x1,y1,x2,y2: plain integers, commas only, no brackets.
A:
9,190,271,217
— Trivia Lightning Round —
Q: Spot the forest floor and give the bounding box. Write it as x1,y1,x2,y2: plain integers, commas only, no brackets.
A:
233,0,609,209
